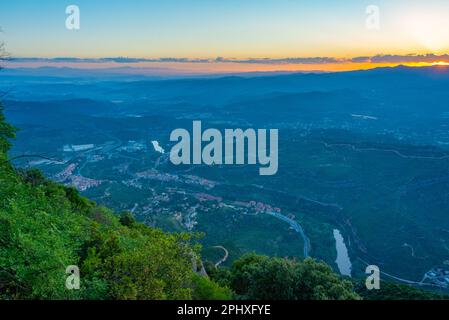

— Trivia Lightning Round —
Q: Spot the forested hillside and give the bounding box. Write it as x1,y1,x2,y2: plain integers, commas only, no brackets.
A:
0,102,233,299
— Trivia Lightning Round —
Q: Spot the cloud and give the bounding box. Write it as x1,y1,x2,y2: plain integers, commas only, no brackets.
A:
10,56,342,64
350,56,371,63
226,57,341,64
9,53,449,65
369,53,449,63
349,53,449,64
10,57,191,63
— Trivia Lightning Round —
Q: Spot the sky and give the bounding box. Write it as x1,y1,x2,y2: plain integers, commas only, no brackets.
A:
1,0,449,73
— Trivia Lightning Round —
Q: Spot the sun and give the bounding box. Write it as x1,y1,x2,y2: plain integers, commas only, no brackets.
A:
432,61,449,66
398,10,449,52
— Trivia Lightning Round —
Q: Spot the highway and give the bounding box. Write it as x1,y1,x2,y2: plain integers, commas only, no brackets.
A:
266,211,311,258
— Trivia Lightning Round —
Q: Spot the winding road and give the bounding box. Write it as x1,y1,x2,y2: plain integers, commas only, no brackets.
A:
323,142,449,160
213,246,229,267
266,211,311,258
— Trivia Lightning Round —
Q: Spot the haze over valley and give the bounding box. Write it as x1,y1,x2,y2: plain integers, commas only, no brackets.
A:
3,65,449,288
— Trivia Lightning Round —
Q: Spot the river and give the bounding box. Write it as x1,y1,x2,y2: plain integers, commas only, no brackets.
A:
333,229,352,277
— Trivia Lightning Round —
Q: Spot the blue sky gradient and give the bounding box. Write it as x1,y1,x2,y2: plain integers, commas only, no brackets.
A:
1,0,448,58
1,1,449,73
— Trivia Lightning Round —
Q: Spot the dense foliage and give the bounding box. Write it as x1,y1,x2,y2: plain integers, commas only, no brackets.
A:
355,281,448,300
0,103,15,154
0,164,216,299
207,253,360,300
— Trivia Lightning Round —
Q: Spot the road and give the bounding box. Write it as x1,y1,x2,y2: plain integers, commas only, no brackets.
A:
266,211,311,258
323,142,449,160
357,258,448,289
213,246,229,267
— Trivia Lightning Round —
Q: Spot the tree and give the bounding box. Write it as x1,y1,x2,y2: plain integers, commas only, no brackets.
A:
190,274,232,300
119,211,136,227
228,253,360,300
294,258,360,300
355,280,448,300
0,102,15,154
0,40,15,155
